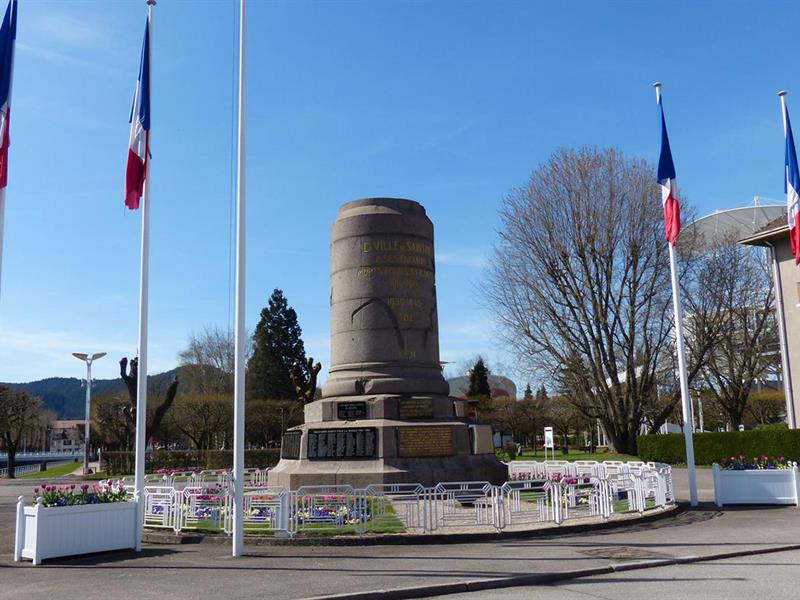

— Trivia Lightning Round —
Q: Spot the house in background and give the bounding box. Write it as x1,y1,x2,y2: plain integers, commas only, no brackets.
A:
49,420,85,453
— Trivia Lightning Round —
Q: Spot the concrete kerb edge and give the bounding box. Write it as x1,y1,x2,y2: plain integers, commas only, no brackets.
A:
141,504,683,547
302,543,800,600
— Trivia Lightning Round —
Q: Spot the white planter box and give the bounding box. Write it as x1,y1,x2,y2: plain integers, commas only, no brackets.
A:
712,464,800,507
14,497,138,565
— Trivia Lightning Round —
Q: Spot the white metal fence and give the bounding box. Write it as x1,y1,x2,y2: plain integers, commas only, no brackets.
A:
135,461,674,538
0,463,43,478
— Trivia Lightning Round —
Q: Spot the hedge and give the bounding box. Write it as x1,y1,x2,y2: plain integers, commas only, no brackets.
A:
101,449,281,475
637,430,800,465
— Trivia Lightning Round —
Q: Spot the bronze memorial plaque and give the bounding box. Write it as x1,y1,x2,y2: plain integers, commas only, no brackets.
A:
398,426,454,458
398,397,434,419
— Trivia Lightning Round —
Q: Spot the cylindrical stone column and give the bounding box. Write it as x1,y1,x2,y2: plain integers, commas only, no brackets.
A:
322,198,449,398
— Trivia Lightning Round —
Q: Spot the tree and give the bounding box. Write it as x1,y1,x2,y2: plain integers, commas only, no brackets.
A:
696,243,778,428
169,393,232,452
746,391,785,426
248,289,308,400
486,147,688,454
466,358,491,398
465,357,493,422
118,357,179,446
0,385,44,478
178,326,239,395
246,398,304,447
92,391,136,451
523,384,533,402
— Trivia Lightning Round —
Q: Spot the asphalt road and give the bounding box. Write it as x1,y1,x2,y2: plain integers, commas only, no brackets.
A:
436,549,800,600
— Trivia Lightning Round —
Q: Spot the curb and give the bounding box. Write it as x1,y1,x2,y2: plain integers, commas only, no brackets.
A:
143,504,682,547
302,543,800,600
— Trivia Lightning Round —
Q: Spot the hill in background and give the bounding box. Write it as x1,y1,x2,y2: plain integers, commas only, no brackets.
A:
4,368,180,419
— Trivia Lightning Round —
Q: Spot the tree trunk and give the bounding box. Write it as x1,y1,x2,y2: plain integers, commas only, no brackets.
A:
6,446,16,479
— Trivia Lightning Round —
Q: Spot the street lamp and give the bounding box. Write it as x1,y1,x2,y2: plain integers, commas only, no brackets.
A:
72,352,107,475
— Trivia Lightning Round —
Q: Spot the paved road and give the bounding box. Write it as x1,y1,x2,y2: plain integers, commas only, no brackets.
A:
436,549,800,599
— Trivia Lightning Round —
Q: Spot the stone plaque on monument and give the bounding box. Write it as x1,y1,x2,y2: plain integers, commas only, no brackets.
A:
307,428,377,460
281,431,302,460
398,397,434,419
268,199,506,488
337,401,367,421
398,426,454,458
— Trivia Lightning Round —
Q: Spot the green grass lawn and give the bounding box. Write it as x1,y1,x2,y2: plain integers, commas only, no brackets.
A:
19,460,81,479
513,449,640,462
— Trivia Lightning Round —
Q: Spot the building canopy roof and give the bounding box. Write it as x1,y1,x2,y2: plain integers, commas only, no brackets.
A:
683,204,786,251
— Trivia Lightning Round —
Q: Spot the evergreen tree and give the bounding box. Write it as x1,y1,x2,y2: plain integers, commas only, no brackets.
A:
247,289,307,400
535,384,549,402
523,383,533,402
466,358,492,399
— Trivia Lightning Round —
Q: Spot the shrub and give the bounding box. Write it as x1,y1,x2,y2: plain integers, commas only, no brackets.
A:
101,449,281,474
637,430,800,465
503,442,517,462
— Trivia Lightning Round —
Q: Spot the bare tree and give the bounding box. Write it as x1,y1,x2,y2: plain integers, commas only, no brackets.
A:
0,385,44,478
178,326,246,395
169,393,233,451
696,244,778,428
486,147,688,454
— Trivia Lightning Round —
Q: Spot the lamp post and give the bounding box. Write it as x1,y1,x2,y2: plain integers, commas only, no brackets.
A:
72,352,107,475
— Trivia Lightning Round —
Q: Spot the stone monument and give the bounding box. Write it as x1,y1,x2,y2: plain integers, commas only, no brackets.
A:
268,198,506,489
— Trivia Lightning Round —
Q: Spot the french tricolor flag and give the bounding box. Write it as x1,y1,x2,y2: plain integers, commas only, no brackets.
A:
781,96,800,265
0,0,17,190
125,17,150,210
656,91,680,246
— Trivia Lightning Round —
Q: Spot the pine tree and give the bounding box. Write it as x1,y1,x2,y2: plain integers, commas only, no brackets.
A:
535,384,549,402
523,383,533,402
247,289,308,400
466,358,492,399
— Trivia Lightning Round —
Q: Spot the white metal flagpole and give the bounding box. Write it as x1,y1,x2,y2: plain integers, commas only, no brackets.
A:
777,91,798,428
134,0,155,552
0,187,5,304
654,82,698,507
232,0,247,558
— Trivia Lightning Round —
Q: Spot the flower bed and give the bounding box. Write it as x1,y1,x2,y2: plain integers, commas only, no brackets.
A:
15,480,136,565
712,459,799,507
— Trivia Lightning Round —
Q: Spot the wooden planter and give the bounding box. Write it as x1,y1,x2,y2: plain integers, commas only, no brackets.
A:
14,497,138,565
712,463,800,507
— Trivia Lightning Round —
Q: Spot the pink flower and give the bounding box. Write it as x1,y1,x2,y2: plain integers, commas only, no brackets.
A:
33,488,39,494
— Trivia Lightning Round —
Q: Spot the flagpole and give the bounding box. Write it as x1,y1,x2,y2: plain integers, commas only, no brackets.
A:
0,188,5,303
654,82,698,507
134,0,155,552
777,91,797,428
232,0,246,558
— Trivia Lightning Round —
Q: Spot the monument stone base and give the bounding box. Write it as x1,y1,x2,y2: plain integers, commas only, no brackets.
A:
268,394,508,489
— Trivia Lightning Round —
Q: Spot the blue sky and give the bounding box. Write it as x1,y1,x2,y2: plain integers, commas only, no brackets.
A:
0,0,796,386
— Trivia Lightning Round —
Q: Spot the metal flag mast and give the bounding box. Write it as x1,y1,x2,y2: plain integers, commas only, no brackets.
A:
232,0,247,557
0,0,16,307
653,82,698,507
777,90,798,428
134,0,155,552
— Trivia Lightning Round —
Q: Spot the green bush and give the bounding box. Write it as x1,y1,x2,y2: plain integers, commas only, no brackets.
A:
101,449,281,475
637,430,800,465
